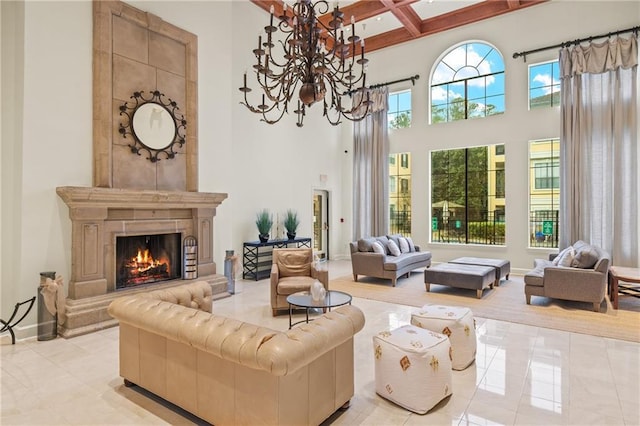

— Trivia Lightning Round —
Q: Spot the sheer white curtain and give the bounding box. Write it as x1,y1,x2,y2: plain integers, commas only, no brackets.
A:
559,35,638,266
352,87,389,240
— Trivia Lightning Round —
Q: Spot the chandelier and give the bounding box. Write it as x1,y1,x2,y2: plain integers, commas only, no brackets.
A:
239,0,371,127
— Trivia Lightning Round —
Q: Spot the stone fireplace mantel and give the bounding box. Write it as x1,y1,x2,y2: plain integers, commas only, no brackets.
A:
56,186,228,337
57,186,227,209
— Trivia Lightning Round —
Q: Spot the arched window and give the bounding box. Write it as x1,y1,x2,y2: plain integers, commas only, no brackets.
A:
430,41,505,123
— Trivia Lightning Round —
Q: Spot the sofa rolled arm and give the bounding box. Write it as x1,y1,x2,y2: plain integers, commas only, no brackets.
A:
257,305,365,375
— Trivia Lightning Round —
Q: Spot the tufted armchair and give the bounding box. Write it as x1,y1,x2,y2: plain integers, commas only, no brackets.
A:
270,248,328,316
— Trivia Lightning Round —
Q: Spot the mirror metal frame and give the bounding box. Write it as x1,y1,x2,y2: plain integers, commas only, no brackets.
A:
119,90,187,162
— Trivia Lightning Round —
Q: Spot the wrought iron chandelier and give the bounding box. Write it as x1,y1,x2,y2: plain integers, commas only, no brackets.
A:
239,0,371,127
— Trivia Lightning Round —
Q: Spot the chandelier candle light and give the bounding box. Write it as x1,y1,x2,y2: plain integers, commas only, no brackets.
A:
239,0,372,127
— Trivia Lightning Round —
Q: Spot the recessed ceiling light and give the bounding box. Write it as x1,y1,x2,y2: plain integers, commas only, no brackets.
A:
376,16,382,21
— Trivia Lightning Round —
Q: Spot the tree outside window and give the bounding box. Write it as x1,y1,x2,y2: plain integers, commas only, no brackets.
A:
388,90,412,129
430,145,505,245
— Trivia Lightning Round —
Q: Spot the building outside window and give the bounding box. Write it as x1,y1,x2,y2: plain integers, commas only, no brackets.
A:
529,60,560,109
430,144,505,244
529,138,560,248
388,90,412,129
389,153,411,236
431,42,505,123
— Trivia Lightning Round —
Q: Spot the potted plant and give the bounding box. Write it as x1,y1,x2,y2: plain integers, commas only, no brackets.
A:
255,209,273,243
284,209,300,240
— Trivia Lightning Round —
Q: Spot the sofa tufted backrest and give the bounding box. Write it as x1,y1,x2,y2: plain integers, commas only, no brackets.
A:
139,280,213,313
108,290,365,376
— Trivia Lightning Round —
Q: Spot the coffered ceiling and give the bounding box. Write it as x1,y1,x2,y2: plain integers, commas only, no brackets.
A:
251,0,547,53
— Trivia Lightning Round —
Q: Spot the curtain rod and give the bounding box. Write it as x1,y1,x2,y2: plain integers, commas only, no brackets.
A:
512,25,639,62
346,74,419,96
370,74,420,89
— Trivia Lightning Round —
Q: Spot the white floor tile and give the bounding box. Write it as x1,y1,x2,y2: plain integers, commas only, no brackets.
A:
1,259,638,425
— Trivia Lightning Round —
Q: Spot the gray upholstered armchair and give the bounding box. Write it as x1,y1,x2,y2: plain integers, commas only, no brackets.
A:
524,240,611,312
270,248,328,316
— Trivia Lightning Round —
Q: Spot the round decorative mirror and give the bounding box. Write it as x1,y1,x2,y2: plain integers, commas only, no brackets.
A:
132,103,175,150
119,90,186,162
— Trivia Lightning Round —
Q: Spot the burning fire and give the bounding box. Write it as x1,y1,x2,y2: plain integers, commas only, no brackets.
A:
126,249,171,274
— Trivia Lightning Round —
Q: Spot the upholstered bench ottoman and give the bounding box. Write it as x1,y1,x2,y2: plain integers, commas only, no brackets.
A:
449,257,511,287
424,263,495,299
411,305,476,370
373,324,452,414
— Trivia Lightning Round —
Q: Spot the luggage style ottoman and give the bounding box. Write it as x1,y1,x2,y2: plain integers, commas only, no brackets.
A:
373,324,452,414
424,263,495,299
448,257,511,287
411,305,476,370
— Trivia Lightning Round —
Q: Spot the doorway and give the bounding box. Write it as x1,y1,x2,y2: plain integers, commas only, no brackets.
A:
313,190,329,260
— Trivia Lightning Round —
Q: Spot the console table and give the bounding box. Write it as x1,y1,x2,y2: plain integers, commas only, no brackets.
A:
243,238,312,281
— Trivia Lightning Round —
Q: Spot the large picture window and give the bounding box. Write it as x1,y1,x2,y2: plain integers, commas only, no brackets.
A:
431,42,505,123
431,144,505,245
529,139,560,248
389,153,411,236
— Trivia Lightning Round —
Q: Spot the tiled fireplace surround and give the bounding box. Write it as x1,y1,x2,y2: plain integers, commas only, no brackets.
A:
54,2,228,337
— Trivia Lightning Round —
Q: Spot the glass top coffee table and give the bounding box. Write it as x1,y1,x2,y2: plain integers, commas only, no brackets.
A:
286,290,352,329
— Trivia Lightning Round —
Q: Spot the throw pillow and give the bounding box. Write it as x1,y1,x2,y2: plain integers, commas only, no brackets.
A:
398,237,410,253
556,246,575,267
552,247,571,266
571,245,599,269
371,241,385,255
357,237,377,252
387,240,401,256
406,236,416,252
387,234,402,248
376,236,390,254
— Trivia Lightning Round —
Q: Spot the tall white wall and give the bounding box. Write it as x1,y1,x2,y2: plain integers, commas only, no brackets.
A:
230,1,344,259
1,0,637,339
339,0,640,270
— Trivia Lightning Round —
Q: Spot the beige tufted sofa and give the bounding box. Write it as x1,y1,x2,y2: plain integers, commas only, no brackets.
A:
108,281,366,425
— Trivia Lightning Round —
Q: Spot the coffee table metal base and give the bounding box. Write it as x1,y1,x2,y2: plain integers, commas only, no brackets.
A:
287,290,352,329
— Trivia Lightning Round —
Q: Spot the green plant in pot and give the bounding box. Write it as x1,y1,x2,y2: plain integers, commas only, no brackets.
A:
284,209,300,240
255,209,273,243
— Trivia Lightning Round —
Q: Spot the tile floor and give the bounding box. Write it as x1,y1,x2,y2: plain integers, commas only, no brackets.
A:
1,260,639,425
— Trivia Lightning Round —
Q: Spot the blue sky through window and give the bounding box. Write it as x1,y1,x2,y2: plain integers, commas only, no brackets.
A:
529,61,560,108
431,42,505,120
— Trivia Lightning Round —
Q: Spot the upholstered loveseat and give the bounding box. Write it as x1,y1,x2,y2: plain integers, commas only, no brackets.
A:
524,240,611,312
108,281,365,425
349,234,432,286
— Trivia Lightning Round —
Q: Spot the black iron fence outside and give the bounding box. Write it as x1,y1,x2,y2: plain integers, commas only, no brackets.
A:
390,211,412,236
431,210,505,245
529,210,559,248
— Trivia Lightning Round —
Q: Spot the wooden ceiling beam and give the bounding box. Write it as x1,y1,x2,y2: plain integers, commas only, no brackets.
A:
367,0,548,53
249,0,549,54
506,0,522,9
379,0,422,37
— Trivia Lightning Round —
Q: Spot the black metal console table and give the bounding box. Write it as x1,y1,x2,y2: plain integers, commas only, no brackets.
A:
243,237,312,281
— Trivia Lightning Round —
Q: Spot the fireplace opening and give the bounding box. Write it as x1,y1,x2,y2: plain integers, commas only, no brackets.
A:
116,233,182,289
